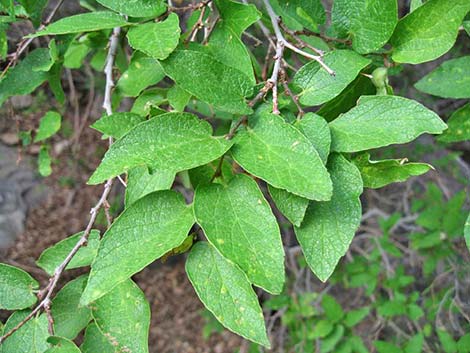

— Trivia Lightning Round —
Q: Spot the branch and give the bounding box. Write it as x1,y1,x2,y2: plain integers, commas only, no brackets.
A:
0,26,121,346
261,0,335,76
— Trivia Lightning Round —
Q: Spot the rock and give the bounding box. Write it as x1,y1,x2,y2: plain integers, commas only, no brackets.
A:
9,95,33,110
0,144,48,249
0,132,19,145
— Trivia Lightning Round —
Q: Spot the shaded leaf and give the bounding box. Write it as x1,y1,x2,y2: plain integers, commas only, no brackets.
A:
194,174,285,294
52,276,92,340
88,112,233,185
390,0,470,64
125,166,175,207
207,0,260,83
329,95,447,152
271,0,325,31
415,56,470,99
161,49,253,114
294,50,371,106
352,153,432,189
127,13,180,60
232,112,332,200
92,280,150,353
186,242,270,347
0,48,49,105
295,154,363,281
18,0,47,26
0,263,38,310
80,191,194,304
295,112,331,164
317,74,375,121
268,185,309,227
36,230,100,275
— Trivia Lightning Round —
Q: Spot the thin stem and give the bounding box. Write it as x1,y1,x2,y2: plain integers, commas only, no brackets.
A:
261,0,335,76
268,41,284,114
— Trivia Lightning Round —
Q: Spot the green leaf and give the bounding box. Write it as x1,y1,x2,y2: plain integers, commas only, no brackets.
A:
48,64,65,105
295,112,331,164
1,310,49,353
96,0,166,17
188,158,234,188
295,154,363,282
64,42,90,69
442,103,470,144
92,280,150,353
268,185,309,227
186,242,270,348
88,113,233,185
167,84,191,112
29,12,129,37
194,174,285,294
81,323,114,353
0,48,49,105
161,49,253,114
415,56,470,99
321,325,345,353
404,334,424,353
352,153,432,189
374,341,403,353
117,52,165,97
45,337,80,353
437,330,458,353
34,111,61,142
457,333,470,353
51,276,92,340
0,263,38,310
36,230,100,276
206,0,261,83
390,0,470,64
329,95,447,152
344,307,370,327
80,191,194,304
125,166,175,207
127,13,180,60
332,0,397,54
465,212,470,253
38,145,52,177
232,112,332,200
0,26,7,60
294,50,371,106
321,295,344,323
91,112,146,140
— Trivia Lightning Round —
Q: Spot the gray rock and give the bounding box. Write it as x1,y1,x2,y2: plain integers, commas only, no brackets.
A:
0,144,48,249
